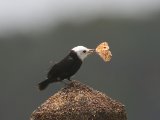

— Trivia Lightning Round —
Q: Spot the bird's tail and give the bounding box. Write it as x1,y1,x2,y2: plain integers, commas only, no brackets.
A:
38,79,51,91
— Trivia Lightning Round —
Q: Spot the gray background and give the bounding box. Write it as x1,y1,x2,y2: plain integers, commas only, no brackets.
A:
0,1,160,120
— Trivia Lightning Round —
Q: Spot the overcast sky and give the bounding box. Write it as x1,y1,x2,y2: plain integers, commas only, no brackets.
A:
0,0,160,35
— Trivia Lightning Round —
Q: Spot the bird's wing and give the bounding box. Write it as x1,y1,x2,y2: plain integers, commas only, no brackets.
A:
47,56,76,79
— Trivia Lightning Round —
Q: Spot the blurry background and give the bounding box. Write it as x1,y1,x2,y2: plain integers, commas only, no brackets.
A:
0,0,160,120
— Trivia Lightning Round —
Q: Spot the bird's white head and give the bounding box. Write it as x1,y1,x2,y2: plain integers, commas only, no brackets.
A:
72,46,95,61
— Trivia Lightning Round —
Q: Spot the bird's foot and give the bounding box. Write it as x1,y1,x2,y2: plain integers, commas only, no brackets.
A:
67,77,72,81
62,80,71,86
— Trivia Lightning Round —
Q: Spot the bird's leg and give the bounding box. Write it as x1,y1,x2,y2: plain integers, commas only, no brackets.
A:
62,78,72,86
67,77,71,81
62,80,69,86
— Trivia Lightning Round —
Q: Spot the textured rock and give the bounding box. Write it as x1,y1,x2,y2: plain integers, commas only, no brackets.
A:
30,80,127,120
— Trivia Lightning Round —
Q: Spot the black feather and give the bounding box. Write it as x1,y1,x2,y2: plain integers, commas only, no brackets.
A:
38,79,51,90
38,50,82,90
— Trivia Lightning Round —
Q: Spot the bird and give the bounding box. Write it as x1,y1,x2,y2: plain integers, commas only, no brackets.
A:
38,46,95,90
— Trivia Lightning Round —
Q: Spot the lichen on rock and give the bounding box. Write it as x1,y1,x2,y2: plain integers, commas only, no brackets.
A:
30,80,127,120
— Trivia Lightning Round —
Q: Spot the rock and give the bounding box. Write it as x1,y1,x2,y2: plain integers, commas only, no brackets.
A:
30,80,127,120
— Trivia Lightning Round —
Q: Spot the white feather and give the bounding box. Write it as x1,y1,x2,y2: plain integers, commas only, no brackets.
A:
72,46,91,61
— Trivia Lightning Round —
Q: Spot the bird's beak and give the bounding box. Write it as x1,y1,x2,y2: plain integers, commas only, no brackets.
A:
88,49,95,54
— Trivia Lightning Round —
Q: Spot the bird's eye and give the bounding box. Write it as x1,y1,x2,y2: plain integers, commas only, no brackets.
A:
83,50,86,53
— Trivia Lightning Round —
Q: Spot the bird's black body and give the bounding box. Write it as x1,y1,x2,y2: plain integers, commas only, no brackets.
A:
38,50,82,90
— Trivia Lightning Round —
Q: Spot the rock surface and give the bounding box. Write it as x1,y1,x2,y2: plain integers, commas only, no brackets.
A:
30,80,127,120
